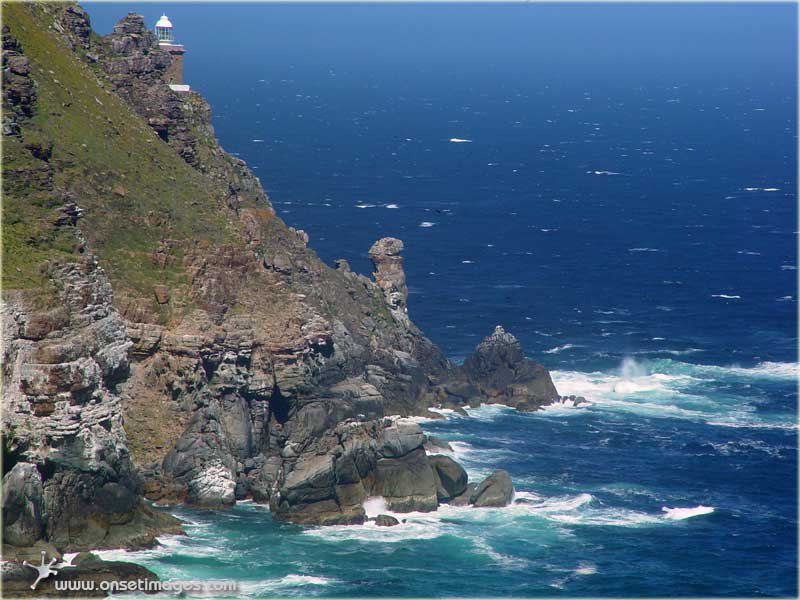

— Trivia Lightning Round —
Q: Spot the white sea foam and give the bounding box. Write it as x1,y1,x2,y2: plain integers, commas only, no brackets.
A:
661,505,715,520
469,536,531,569
711,294,741,299
628,247,662,252
427,407,460,418
694,360,797,381
362,496,388,518
355,203,376,209
240,574,337,595
574,562,598,575
385,203,400,209
463,403,516,420
709,439,783,457
551,357,797,426
303,512,447,543
95,533,188,562
419,221,436,227
449,137,473,143
513,491,594,513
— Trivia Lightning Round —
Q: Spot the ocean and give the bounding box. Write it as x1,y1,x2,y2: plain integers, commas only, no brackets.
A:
86,3,797,596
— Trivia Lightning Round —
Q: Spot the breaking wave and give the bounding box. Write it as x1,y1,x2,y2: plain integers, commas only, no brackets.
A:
549,357,797,427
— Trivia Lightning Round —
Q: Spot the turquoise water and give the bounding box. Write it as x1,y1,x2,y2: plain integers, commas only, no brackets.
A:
86,3,798,596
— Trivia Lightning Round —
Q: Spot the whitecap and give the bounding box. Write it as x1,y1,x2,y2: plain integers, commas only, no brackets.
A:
544,343,581,354
661,505,714,520
449,138,473,143
385,203,400,209
419,221,436,227
470,537,531,569
574,562,598,576
711,294,741,299
355,203,376,209
698,361,797,380
552,357,797,427
251,139,265,143
628,247,661,252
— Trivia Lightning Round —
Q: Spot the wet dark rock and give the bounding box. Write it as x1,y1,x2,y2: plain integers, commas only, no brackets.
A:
429,455,468,502
433,326,560,412
423,434,453,453
2,463,44,547
373,514,400,527
448,482,477,507
471,469,514,508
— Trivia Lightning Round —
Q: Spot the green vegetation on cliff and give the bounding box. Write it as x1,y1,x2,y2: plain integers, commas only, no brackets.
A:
3,4,237,317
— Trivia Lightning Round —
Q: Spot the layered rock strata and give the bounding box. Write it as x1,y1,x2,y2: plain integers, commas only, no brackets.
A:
2,257,182,550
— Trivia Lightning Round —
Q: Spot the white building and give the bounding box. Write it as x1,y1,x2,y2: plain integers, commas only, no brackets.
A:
154,14,190,93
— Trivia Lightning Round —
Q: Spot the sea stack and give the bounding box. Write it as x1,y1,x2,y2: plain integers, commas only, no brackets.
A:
369,237,409,324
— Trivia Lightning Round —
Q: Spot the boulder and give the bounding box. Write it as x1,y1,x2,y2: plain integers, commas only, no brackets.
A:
379,419,424,458
374,514,400,527
372,448,438,512
448,483,477,507
429,455,468,501
423,434,453,453
471,469,514,507
2,463,44,547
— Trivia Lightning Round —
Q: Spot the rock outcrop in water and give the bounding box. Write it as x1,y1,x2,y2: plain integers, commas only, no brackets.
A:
471,469,515,507
270,417,441,524
2,2,559,558
428,326,560,412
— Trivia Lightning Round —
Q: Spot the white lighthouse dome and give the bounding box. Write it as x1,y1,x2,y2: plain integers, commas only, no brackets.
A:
155,14,173,29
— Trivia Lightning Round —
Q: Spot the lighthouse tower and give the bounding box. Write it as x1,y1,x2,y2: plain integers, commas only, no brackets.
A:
155,14,190,92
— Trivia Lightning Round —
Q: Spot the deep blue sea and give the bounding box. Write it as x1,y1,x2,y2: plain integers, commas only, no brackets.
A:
87,3,798,597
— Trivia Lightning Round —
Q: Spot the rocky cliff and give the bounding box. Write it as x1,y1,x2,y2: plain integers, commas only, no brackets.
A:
2,2,561,550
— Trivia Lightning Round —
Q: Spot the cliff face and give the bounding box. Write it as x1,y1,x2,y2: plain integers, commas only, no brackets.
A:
2,258,182,550
2,2,560,545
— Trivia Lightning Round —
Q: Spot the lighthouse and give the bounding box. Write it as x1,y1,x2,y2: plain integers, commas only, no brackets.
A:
155,14,190,92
